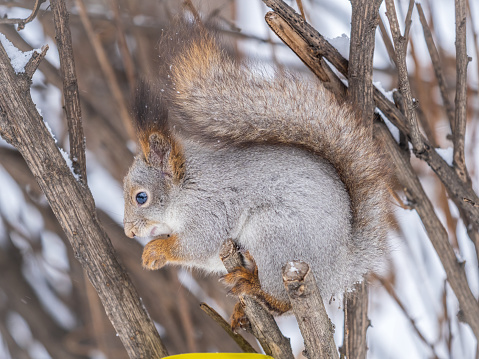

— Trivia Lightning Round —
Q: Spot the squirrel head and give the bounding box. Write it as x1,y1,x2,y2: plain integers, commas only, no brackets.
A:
123,81,185,239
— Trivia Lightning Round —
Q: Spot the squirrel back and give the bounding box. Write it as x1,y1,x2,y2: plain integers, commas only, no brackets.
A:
124,20,393,302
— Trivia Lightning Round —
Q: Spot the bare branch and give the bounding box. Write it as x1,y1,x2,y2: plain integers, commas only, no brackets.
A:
75,0,136,141
403,0,415,40
373,274,441,357
348,0,383,128
416,3,455,124
220,240,294,359
23,44,48,80
343,282,369,359
50,0,87,182
295,0,306,20
283,261,339,359
453,0,471,184
0,0,46,30
109,0,137,91
199,303,257,354
385,0,424,152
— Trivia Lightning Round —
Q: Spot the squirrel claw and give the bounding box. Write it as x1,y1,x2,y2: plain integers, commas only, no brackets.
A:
230,302,251,332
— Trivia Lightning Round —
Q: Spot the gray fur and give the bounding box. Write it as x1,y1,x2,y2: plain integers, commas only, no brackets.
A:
125,141,375,301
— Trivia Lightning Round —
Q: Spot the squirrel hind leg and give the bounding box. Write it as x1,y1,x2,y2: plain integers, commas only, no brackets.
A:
221,251,291,326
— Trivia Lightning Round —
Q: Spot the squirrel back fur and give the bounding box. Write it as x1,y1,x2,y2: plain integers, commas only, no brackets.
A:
124,21,393,303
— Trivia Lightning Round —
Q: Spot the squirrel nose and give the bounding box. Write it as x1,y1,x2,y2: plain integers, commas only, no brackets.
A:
124,226,136,238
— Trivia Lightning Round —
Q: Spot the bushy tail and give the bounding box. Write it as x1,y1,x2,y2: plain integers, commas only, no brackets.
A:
160,22,393,272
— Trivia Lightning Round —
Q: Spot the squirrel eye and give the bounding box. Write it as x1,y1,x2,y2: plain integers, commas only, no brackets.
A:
136,192,148,205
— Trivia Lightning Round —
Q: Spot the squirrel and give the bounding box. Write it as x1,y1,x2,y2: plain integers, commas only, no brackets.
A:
123,20,392,328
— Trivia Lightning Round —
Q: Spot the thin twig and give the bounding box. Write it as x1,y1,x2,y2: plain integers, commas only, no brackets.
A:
75,0,136,141
378,14,397,66
108,0,136,91
50,0,87,182
385,0,425,153
199,303,257,353
0,0,46,30
295,0,306,20
416,3,455,125
374,274,441,358
23,44,49,81
184,0,202,24
453,0,471,184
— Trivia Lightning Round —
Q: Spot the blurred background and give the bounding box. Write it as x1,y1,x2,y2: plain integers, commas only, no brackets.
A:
0,0,478,358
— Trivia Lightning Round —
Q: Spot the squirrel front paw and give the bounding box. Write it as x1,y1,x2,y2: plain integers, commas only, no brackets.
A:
141,239,170,270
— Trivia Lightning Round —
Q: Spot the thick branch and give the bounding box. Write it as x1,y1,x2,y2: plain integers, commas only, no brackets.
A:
283,261,339,359
343,282,369,359
343,1,382,356
348,0,382,127
220,240,294,359
0,41,168,359
50,0,87,182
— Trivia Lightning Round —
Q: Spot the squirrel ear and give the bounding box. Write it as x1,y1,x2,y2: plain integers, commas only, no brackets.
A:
147,132,185,183
147,133,170,170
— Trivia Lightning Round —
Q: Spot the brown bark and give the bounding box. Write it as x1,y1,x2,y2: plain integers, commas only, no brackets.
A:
283,261,339,359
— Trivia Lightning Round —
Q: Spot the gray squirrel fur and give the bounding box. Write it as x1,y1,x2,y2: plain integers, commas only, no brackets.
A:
123,22,392,305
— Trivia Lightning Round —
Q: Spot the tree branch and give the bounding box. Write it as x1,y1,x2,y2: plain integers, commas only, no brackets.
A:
0,0,46,30
375,122,479,341
453,0,471,184
50,0,87,182
385,0,424,153
0,39,169,358
283,261,339,359
348,0,382,127
416,3,455,125
199,303,257,354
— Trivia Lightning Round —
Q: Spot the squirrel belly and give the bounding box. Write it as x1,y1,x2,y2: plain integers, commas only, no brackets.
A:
123,21,392,309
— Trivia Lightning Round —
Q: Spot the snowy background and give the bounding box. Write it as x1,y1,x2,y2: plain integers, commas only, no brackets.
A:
0,0,478,358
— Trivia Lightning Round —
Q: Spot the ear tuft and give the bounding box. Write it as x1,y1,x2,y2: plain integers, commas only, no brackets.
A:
131,80,185,183
132,80,169,161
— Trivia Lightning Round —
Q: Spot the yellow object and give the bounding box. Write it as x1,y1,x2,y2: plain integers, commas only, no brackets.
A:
164,354,273,359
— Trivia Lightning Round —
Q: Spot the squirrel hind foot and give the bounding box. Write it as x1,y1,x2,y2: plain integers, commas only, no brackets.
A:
230,301,251,332
221,254,291,316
